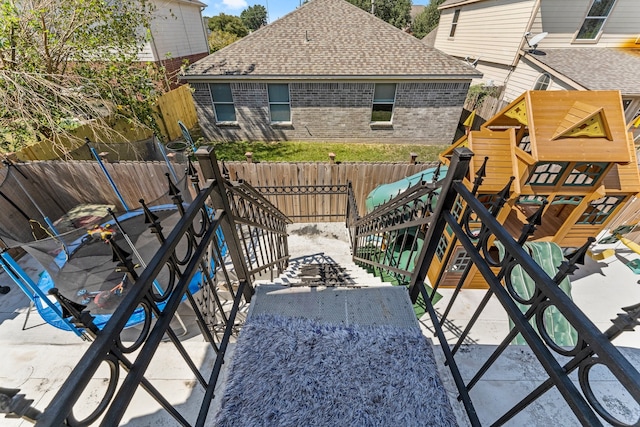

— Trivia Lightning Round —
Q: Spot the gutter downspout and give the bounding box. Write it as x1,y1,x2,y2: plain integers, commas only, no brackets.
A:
199,5,210,53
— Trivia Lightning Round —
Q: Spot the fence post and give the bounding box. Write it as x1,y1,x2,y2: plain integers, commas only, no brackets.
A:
196,146,254,302
408,147,474,302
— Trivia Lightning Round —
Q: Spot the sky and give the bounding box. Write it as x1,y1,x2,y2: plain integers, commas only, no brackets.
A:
202,0,303,22
203,1,431,22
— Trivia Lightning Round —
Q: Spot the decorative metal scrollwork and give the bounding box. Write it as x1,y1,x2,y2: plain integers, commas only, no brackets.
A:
66,355,119,427
149,262,177,303
579,357,640,427
535,300,582,357
116,301,152,354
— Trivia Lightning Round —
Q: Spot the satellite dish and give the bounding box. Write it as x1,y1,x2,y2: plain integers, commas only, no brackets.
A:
524,31,548,54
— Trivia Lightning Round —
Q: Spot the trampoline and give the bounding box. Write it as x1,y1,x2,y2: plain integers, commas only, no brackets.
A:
4,203,225,334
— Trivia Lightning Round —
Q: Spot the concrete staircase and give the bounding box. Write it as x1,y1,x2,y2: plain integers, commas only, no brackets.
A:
254,252,395,288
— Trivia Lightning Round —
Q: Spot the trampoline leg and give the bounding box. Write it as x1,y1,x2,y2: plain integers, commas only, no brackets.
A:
22,300,34,331
175,312,188,337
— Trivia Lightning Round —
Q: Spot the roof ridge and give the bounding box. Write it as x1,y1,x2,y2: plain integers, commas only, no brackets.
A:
185,0,481,79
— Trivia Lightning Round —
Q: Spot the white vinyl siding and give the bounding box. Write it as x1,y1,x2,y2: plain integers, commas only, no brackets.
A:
473,62,512,87
504,58,575,103
147,0,208,61
434,0,537,66
535,0,635,48
138,40,156,62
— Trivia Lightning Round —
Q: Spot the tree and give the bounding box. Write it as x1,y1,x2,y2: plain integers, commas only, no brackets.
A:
240,5,267,31
208,30,240,53
0,0,165,155
208,13,248,38
412,0,446,39
346,0,412,29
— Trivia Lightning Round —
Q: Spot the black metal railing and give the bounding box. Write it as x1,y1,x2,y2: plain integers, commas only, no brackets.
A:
347,165,443,287
226,182,291,281
255,184,349,221
348,147,640,426
32,146,290,426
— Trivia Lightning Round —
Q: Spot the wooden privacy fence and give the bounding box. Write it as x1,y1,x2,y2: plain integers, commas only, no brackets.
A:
464,85,506,123
17,85,198,161
154,84,198,141
225,161,439,221
0,161,184,243
0,160,438,242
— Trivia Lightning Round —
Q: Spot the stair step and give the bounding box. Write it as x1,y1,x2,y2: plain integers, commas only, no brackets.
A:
249,285,417,328
253,255,397,288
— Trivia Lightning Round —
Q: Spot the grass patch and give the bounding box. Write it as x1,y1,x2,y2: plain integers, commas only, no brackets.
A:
208,141,447,162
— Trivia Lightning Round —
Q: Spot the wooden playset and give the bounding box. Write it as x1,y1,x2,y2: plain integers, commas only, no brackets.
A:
433,90,640,288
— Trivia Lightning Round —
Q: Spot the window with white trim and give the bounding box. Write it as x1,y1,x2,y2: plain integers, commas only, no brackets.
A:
449,9,460,38
371,83,396,123
533,73,551,91
576,0,617,40
209,84,236,123
268,84,291,123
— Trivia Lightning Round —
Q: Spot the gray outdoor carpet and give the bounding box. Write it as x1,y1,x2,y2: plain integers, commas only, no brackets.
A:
212,312,457,426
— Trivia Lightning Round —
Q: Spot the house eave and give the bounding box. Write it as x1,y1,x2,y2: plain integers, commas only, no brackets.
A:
439,0,488,11
180,73,482,83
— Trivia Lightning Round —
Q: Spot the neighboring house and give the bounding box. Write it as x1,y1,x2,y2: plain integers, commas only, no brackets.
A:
139,0,210,84
411,5,427,22
181,0,481,144
433,0,640,136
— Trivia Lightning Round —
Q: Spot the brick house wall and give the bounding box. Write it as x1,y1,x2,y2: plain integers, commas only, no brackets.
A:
162,53,210,89
190,81,469,144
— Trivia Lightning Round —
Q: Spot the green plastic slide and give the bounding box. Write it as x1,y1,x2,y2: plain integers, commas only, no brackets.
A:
496,241,578,347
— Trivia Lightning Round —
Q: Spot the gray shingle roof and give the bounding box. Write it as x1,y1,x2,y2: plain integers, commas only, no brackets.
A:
184,0,480,79
528,48,640,96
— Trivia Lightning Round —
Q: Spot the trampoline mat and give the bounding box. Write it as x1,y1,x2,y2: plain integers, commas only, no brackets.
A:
22,205,195,316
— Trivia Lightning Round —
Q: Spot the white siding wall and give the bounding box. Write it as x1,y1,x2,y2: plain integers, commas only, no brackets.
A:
505,57,576,102
435,0,537,66
138,41,156,62
535,0,640,48
149,0,208,60
592,0,640,46
473,62,512,86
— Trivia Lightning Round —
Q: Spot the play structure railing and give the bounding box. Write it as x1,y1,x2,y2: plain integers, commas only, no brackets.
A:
33,146,291,426
348,147,640,426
